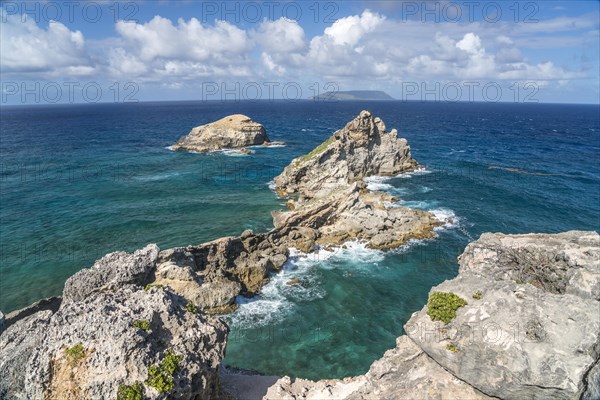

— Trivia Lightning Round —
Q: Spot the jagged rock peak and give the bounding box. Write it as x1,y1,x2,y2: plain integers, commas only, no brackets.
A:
274,110,418,200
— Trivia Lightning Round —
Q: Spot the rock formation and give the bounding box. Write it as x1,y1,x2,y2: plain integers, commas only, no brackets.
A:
149,111,443,313
272,110,442,250
0,245,228,400
3,111,597,400
406,230,600,400
172,114,283,152
262,231,600,400
275,110,417,199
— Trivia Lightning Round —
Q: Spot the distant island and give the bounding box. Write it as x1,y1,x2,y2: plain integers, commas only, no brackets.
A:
312,90,394,101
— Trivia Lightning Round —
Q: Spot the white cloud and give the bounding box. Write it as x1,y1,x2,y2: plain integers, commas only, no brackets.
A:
261,52,286,75
323,10,385,46
496,35,513,45
0,14,93,75
115,16,250,62
1,8,595,100
109,16,253,79
255,18,306,53
456,33,483,54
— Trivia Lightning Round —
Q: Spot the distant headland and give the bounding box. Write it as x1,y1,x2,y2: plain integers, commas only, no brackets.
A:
311,90,394,101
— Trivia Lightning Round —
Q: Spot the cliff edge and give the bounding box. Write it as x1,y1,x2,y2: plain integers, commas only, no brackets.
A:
264,231,600,400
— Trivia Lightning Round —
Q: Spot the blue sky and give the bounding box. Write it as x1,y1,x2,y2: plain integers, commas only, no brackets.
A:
1,1,599,104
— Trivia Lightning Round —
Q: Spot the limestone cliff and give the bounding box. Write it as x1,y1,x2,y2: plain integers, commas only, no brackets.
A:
263,231,600,400
0,245,228,400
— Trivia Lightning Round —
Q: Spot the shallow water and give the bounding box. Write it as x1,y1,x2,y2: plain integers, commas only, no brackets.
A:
1,100,598,379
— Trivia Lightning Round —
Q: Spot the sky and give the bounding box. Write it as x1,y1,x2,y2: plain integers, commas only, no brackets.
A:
1,0,599,105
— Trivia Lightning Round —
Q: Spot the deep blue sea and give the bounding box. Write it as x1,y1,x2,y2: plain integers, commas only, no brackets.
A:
1,101,599,379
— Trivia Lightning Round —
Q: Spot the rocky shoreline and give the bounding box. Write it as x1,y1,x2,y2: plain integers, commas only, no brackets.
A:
263,230,600,400
1,111,598,399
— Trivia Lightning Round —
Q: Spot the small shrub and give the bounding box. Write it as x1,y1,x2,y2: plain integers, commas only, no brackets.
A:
160,350,182,375
446,343,460,353
298,135,336,162
64,342,86,365
145,350,183,393
133,319,150,332
146,365,174,393
472,290,482,300
186,302,197,314
144,283,163,292
116,383,143,400
427,292,468,324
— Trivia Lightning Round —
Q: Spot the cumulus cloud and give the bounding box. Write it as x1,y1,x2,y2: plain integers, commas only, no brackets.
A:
0,14,93,76
254,18,306,53
323,10,385,46
1,7,594,97
109,16,253,79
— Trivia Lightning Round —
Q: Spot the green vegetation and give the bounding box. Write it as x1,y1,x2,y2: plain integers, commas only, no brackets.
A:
145,350,183,393
146,365,174,393
133,319,150,332
186,302,197,314
298,135,337,163
472,290,482,300
446,343,460,353
64,342,86,365
116,383,143,400
159,350,182,375
427,292,468,324
144,283,164,291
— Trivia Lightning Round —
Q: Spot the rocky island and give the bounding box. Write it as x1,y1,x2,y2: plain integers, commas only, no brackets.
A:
0,111,598,400
312,90,394,101
171,114,284,153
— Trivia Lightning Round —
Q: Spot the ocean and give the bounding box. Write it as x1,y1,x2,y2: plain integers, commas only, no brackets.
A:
1,100,599,379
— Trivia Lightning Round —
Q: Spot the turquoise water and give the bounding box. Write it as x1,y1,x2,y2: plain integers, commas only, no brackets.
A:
1,101,599,379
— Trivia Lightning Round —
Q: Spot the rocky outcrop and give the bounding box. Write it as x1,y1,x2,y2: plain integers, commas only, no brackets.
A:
152,233,288,313
407,230,600,400
1,296,61,333
172,114,282,152
0,246,228,400
148,111,441,313
271,110,442,250
274,110,417,200
261,231,600,400
63,244,159,303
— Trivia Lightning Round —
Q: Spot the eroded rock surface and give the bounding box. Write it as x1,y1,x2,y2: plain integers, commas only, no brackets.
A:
0,246,228,400
407,230,600,400
172,114,278,152
271,110,443,251
274,110,417,200
258,231,600,400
